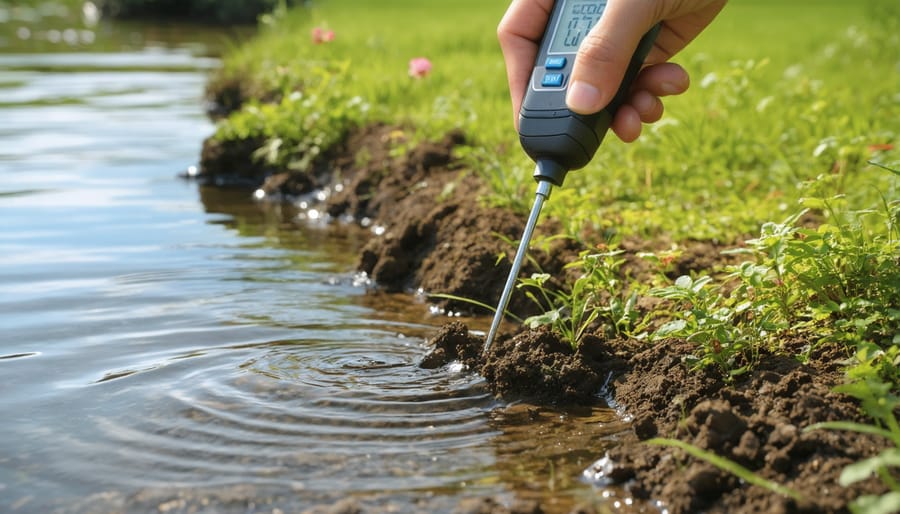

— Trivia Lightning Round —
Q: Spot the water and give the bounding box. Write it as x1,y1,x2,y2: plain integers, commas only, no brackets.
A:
0,7,630,514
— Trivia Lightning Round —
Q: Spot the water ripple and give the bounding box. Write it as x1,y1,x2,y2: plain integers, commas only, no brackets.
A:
71,337,498,498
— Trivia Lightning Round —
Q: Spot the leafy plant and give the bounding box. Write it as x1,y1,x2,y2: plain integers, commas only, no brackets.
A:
740,186,900,353
649,274,762,379
518,249,648,347
648,169,899,378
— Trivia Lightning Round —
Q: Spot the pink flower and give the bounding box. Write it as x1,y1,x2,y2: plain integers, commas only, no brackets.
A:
408,57,432,78
311,27,334,45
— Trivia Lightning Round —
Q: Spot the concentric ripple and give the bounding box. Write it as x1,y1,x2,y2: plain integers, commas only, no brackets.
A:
72,337,499,501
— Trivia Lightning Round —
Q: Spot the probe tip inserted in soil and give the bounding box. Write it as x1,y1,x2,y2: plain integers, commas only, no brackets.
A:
483,176,553,353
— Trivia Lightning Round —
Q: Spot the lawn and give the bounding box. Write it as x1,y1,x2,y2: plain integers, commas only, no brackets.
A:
209,0,898,241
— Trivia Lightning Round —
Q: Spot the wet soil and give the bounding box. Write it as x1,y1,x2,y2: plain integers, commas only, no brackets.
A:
200,123,581,315
197,123,887,513
422,323,887,514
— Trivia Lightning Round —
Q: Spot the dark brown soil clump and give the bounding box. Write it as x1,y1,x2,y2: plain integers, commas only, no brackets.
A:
422,321,631,406
421,320,887,514
602,338,888,514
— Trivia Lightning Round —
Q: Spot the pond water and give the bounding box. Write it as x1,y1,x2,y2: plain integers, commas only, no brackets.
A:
0,6,633,514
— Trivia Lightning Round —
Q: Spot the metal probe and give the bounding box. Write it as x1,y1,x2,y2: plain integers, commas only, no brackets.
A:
482,1,661,352
483,174,554,352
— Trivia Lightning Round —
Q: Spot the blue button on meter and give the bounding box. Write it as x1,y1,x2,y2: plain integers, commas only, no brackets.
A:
541,73,564,88
544,56,567,70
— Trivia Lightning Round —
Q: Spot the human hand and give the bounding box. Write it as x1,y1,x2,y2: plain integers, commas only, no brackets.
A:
498,0,728,142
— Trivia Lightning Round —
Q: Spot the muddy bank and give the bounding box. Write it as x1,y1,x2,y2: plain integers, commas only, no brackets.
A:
421,323,886,514
198,123,741,316
197,124,883,513
199,123,583,316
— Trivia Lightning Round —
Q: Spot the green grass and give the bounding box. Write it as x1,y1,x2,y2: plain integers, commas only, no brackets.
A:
210,0,512,169
209,0,898,241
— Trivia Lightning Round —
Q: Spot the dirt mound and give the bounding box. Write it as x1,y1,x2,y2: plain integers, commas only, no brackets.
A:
604,340,887,514
421,321,633,405
421,320,886,514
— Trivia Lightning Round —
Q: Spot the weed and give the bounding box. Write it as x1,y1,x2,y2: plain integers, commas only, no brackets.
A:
519,248,649,347
645,168,899,378
742,183,900,353
650,274,760,379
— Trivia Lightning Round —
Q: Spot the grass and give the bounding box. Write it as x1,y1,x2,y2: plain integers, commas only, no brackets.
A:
209,0,512,174
206,1,899,509
208,0,898,240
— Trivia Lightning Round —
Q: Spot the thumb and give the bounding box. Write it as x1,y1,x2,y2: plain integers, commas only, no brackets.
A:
566,1,658,114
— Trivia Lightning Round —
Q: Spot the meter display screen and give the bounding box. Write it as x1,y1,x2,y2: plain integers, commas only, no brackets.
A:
548,0,607,54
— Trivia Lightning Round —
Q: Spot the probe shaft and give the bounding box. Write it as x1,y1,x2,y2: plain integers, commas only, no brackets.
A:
483,176,553,353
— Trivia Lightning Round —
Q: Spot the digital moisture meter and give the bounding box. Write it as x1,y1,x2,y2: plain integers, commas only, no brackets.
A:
484,0,660,351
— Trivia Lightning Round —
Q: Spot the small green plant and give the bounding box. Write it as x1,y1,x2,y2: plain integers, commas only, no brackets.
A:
215,59,370,174
518,249,647,347
741,184,899,351
650,274,761,379
519,270,595,348
648,170,899,378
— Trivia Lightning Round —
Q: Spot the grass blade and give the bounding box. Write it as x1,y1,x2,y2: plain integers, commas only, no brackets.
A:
647,437,805,502
427,292,524,323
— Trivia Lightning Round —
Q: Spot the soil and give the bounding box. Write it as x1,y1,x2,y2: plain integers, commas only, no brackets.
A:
196,123,889,514
199,123,580,316
421,323,887,514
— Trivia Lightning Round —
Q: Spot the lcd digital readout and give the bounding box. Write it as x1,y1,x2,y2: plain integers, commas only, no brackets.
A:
548,0,607,54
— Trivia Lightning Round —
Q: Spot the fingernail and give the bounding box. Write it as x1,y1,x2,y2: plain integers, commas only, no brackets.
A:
633,91,655,115
566,81,602,113
660,81,682,95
